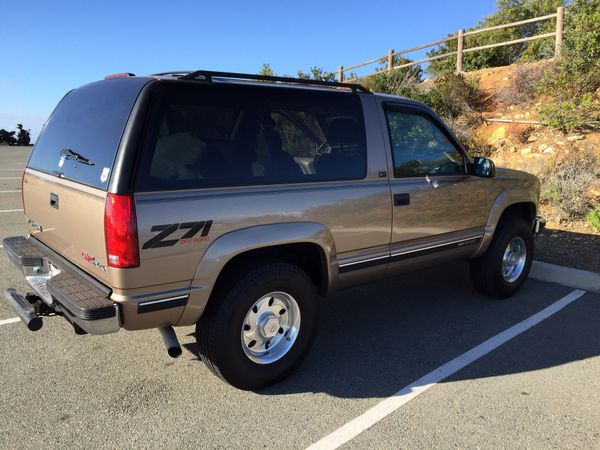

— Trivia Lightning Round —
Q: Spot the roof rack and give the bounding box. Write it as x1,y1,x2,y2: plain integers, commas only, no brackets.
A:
151,71,195,77
151,70,371,94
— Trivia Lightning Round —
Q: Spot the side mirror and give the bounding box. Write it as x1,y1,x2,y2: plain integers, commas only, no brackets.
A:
472,156,496,178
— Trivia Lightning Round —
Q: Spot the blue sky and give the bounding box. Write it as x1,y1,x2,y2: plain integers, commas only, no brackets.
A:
0,0,496,140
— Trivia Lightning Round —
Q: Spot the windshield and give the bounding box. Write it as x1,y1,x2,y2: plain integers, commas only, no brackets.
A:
28,77,149,189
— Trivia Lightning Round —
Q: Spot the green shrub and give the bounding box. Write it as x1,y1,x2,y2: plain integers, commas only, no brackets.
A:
539,93,600,133
536,1,600,133
361,69,423,99
424,74,484,119
587,204,600,231
541,152,598,220
495,62,548,105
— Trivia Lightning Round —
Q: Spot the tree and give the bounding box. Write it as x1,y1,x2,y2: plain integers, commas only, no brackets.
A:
0,129,17,145
16,124,31,146
296,66,336,82
427,0,564,74
258,63,274,77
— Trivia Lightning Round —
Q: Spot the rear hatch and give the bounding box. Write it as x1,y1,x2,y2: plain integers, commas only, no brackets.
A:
23,77,150,285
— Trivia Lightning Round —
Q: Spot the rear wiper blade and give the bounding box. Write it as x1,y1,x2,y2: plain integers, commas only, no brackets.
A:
60,148,95,166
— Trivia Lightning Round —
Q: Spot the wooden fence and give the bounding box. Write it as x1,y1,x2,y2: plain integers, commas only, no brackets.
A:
336,6,565,82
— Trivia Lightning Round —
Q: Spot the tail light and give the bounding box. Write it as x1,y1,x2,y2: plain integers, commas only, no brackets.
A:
104,193,140,268
21,171,26,215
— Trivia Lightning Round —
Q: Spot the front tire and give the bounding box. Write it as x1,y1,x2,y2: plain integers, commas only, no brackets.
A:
470,219,533,299
197,261,319,390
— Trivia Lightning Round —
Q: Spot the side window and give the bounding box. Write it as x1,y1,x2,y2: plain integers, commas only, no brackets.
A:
270,111,324,158
136,83,367,191
386,110,465,177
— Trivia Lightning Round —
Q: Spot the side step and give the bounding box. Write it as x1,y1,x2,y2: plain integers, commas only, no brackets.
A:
4,288,43,331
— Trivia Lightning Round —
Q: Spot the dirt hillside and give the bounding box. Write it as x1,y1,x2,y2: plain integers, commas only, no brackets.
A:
465,61,599,271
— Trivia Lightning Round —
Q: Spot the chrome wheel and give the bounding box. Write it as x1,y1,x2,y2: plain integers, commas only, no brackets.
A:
241,291,301,365
502,237,527,283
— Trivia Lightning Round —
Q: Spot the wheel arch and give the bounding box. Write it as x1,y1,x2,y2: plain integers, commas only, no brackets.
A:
177,222,337,326
474,189,538,258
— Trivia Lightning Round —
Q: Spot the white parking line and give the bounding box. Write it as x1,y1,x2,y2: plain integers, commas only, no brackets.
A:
0,190,21,193
0,317,21,326
306,289,587,450
0,177,21,180
0,169,23,171
0,209,24,213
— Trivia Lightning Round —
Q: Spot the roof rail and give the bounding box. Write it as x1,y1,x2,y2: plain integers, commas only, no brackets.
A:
151,71,195,77
152,70,371,94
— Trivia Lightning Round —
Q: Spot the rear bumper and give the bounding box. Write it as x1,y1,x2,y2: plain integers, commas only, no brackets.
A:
2,236,120,335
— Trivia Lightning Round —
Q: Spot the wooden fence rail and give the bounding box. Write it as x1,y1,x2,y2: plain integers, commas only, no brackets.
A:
336,6,565,82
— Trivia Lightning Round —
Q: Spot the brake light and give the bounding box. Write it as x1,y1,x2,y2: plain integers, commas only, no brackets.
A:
104,193,140,268
104,73,135,80
21,171,26,215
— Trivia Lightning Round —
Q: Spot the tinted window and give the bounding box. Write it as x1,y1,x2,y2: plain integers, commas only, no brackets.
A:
386,110,465,177
136,82,367,191
28,78,148,189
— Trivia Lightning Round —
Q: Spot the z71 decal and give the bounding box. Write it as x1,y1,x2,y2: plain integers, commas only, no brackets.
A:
142,220,213,249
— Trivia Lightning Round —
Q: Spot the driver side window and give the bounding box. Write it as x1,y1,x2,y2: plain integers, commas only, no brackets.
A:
386,110,465,177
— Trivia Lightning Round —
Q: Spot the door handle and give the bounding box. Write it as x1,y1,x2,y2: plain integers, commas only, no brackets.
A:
394,193,410,206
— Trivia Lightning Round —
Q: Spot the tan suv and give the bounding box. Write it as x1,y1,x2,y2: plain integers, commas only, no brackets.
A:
3,70,543,390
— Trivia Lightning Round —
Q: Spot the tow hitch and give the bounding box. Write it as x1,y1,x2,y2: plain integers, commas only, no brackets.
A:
4,289,55,331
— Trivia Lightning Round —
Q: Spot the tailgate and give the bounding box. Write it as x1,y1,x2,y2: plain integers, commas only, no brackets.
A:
23,170,110,285
20,77,151,285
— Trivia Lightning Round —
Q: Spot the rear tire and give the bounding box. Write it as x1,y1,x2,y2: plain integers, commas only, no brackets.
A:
197,261,319,390
470,219,533,299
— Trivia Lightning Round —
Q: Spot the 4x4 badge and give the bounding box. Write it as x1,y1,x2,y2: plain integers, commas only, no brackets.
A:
142,221,213,249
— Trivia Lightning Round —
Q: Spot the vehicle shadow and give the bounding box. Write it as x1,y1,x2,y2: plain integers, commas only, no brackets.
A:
182,261,600,398
534,227,600,272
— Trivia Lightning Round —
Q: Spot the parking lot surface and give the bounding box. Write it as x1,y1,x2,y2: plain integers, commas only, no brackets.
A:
1,146,599,449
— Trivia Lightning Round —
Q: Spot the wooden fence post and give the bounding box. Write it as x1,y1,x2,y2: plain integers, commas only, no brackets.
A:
555,6,564,58
387,49,394,72
456,29,464,73
338,66,343,82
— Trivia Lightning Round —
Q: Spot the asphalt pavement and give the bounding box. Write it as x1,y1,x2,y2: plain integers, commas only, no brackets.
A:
1,145,599,449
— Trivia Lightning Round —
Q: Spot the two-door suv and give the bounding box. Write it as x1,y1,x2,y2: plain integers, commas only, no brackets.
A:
4,70,543,390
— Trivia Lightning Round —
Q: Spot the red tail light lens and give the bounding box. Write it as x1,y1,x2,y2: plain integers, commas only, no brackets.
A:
104,193,139,268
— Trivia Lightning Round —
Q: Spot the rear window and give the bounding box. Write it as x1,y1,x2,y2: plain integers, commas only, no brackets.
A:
28,78,148,189
135,82,367,191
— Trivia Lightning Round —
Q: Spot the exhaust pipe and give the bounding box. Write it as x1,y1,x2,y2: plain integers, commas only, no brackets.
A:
4,288,43,331
159,326,182,358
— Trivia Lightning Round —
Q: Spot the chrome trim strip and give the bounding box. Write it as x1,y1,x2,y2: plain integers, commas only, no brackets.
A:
338,254,389,268
390,235,483,258
114,286,201,302
138,295,189,306
339,235,483,272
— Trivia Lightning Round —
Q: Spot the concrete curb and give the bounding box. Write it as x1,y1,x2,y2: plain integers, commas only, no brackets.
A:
529,260,600,294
